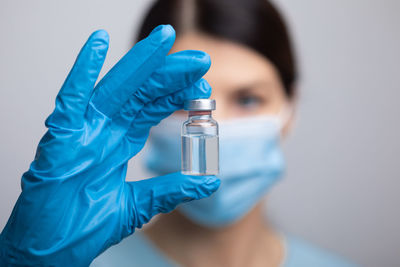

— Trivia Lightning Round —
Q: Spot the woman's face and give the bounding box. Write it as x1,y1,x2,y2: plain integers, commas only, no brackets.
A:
171,32,290,121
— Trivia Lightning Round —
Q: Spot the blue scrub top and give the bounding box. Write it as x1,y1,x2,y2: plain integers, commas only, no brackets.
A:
91,231,357,267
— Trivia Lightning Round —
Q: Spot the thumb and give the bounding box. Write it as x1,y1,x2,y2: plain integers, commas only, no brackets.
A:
126,172,220,228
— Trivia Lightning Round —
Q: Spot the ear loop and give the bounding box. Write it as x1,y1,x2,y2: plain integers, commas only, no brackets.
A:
276,104,294,136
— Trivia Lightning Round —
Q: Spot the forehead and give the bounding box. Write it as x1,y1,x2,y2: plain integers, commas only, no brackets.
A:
170,32,281,90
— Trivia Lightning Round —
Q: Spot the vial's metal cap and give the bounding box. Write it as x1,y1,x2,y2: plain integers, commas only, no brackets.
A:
184,99,216,111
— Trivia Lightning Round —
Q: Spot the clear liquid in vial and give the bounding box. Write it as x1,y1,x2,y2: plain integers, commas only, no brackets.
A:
182,134,219,175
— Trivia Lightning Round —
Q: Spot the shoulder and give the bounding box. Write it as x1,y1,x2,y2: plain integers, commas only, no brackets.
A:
90,230,177,267
283,235,359,267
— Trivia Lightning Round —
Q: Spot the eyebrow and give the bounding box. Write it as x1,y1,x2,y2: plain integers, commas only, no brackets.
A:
232,80,275,93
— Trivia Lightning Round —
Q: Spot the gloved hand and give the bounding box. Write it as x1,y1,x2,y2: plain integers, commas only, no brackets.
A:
0,25,220,266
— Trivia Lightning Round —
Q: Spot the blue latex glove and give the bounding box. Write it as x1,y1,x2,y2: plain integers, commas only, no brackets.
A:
0,25,220,266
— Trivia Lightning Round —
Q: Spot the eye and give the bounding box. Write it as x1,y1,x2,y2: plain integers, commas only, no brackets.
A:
236,94,265,110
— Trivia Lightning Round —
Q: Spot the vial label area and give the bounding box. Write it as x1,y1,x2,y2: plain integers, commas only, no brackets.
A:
182,134,219,175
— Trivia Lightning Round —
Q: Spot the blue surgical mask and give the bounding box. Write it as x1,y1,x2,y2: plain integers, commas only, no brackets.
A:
144,113,287,228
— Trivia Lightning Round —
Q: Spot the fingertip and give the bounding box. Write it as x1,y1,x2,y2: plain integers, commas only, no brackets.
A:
177,50,211,71
161,24,176,39
87,30,109,56
180,78,212,103
198,51,211,72
188,50,211,75
183,174,220,191
204,175,221,192
197,78,212,98
203,175,218,183
149,24,176,46
160,50,211,87
90,29,110,45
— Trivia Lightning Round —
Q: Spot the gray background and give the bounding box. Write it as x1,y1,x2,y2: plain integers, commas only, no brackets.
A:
0,0,399,266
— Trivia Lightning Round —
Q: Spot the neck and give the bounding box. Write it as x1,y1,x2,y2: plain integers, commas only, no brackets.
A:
144,202,284,267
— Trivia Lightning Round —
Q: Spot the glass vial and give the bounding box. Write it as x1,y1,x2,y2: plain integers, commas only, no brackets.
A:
181,99,219,175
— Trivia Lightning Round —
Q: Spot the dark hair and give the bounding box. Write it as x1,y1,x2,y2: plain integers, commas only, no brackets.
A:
137,0,297,97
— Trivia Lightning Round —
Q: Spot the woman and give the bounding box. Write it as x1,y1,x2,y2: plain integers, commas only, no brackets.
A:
93,0,356,266
0,0,356,266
